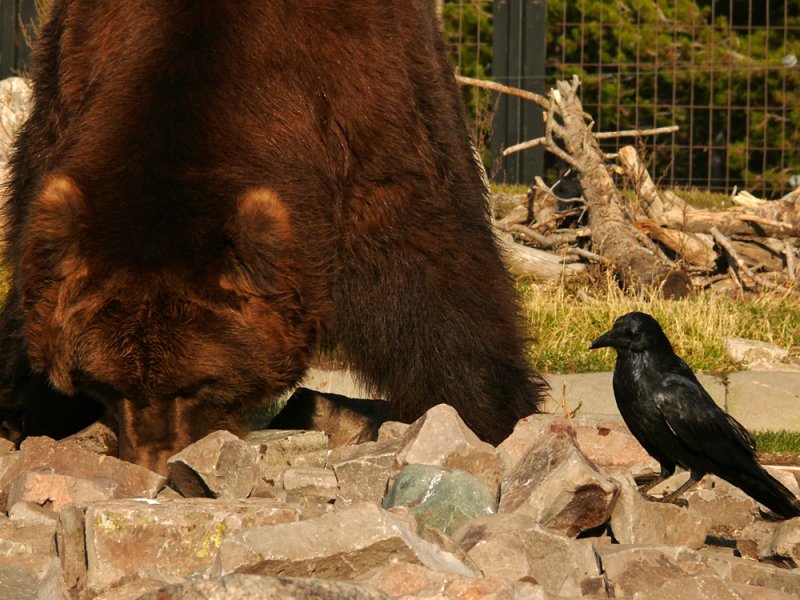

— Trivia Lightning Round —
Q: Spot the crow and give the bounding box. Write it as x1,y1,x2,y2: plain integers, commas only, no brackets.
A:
590,311,800,519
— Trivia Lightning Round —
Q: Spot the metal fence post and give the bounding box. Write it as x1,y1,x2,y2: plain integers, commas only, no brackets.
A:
491,0,546,185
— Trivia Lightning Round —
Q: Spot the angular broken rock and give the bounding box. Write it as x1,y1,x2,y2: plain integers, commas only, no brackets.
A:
246,429,329,495
0,565,38,600
0,438,15,456
6,471,117,512
327,440,399,506
724,337,793,369
596,544,712,598
453,513,602,597
738,519,800,568
376,421,410,443
570,415,658,475
140,575,390,600
498,426,618,537
0,437,165,511
364,561,549,600
57,498,299,595
635,573,768,600
498,414,577,472
215,502,474,580
7,501,58,528
383,464,496,536
0,517,58,582
683,475,759,535
281,466,338,500
610,473,711,549
58,421,118,456
597,543,800,598
267,387,390,447
168,430,258,498
393,404,502,494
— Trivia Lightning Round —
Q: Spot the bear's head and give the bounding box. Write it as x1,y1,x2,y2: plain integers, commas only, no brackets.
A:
18,175,313,474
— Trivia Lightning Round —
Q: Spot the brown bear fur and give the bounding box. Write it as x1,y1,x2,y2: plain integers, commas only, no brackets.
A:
0,0,546,473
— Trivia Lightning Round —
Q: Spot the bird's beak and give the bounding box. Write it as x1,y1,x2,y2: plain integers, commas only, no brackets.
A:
589,329,616,350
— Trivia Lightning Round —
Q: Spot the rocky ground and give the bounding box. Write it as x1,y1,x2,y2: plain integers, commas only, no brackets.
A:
1,389,800,600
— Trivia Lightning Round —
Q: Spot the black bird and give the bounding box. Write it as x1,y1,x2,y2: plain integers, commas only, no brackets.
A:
590,311,800,519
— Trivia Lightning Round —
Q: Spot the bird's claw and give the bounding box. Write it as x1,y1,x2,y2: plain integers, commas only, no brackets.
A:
638,490,689,508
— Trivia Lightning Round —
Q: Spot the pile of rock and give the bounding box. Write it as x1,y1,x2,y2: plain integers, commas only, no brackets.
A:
1,395,800,599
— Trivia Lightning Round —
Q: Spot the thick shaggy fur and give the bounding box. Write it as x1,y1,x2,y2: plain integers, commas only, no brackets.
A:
0,0,546,472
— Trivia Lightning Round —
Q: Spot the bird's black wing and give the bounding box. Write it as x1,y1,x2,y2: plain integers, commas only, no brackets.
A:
650,370,756,470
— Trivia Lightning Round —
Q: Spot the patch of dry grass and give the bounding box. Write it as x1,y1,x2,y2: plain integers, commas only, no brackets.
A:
520,275,800,374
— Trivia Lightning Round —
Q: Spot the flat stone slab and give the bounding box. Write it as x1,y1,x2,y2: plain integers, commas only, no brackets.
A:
727,371,800,431
296,369,800,433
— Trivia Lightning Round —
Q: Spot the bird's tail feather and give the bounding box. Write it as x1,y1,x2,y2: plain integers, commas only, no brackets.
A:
723,466,800,519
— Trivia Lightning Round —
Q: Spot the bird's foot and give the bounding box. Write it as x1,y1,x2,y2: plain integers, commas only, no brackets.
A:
639,491,689,508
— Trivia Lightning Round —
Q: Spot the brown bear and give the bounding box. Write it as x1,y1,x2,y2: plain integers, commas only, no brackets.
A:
0,0,546,473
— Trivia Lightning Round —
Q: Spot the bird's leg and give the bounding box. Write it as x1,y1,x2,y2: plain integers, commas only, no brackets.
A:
643,471,705,508
636,465,675,495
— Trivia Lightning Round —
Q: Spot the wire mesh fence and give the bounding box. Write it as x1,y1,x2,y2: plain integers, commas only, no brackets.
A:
2,1,798,196
444,0,800,198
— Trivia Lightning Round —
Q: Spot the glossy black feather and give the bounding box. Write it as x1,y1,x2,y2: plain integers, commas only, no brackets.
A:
590,311,800,519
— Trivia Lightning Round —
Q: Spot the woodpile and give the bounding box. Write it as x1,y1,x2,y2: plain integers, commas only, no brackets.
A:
459,75,800,298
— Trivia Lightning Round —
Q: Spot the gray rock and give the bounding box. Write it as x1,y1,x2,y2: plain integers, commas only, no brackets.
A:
168,430,258,499
35,559,70,600
247,429,329,495
281,466,338,500
596,545,710,598
682,475,759,536
376,420,410,443
635,573,757,600
598,544,800,598
724,337,795,369
499,426,618,537
454,513,602,597
58,421,118,456
7,501,59,527
7,470,117,512
738,518,800,568
570,415,659,475
0,517,58,581
393,404,502,495
610,473,711,549
57,498,299,596
215,502,474,580
0,436,165,511
0,438,15,456
139,575,390,599
0,564,37,600
364,560,559,599
328,440,399,505
383,464,496,536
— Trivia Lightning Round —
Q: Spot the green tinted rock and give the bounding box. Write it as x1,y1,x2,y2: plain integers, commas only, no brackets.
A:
383,464,496,536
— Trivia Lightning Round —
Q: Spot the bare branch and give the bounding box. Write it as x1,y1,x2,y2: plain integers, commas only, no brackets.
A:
502,223,590,248
502,125,679,158
455,75,549,110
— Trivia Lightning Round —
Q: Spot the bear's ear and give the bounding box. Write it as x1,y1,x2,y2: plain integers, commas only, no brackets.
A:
222,188,295,295
20,175,89,296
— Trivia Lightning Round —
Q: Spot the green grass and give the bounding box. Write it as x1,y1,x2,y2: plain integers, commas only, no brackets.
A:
752,430,800,455
521,277,800,374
